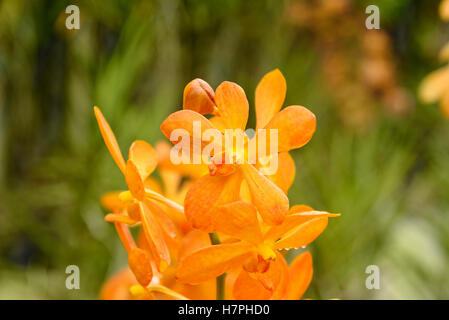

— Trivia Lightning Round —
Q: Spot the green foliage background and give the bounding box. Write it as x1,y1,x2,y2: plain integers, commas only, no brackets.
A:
0,0,448,299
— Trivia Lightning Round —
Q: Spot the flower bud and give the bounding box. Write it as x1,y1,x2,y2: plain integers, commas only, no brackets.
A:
128,247,153,286
183,78,215,114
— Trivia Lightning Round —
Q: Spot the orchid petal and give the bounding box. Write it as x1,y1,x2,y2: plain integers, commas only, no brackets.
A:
213,201,263,244
129,140,158,181
263,105,316,152
274,217,329,250
94,107,126,175
184,172,242,232
255,69,287,129
286,251,313,300
241,164,289,225
214,81,249,130
176,242,252,284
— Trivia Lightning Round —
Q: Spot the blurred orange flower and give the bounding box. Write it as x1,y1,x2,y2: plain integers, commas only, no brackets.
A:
420,66,449,118
441,0,449,21
419,0,449,118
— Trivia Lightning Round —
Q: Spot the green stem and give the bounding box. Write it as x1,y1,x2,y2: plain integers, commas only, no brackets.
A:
209,232,226,300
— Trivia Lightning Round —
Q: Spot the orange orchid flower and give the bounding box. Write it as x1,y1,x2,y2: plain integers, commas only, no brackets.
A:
127,229,216,300
100,165,213,299
100,226,216,300
232,251,313,300
176,202,338,285
94,106,184,273
161,69,316,231
96,68,339,300
182,70,309,194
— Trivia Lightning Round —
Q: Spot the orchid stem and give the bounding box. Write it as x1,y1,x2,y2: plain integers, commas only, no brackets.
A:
209,232,226,300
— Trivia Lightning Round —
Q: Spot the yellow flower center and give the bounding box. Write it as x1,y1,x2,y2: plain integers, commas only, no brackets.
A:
119,190,133,202
256,242,276,261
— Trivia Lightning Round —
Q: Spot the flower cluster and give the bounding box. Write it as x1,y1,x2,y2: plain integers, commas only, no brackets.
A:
96,69,339,300
419,0,449,118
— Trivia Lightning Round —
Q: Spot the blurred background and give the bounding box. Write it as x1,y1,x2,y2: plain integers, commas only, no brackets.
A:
1,0,448,299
